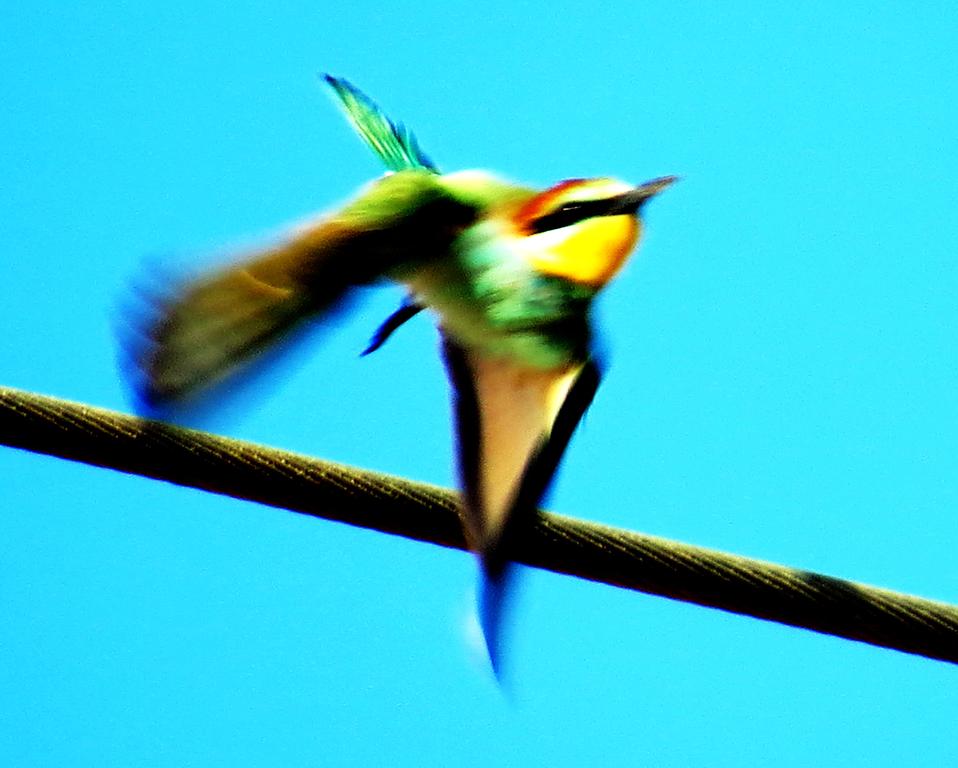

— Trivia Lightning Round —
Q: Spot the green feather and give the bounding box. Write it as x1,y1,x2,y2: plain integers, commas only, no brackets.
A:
324,75,438,173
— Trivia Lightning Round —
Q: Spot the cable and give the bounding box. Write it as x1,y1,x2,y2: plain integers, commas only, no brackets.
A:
1,384,957,664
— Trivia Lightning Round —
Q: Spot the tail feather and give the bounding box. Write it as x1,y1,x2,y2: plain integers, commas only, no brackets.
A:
478,559,514,681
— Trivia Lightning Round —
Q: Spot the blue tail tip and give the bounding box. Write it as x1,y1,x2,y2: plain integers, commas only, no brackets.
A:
478,567,511,681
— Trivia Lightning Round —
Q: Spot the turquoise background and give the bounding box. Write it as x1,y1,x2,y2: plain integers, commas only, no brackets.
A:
3,2,957,765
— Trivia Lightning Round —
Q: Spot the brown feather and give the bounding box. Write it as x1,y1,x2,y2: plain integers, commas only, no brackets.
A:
124,173,477,408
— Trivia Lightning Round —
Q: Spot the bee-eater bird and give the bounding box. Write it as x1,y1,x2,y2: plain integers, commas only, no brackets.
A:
126,75,675,677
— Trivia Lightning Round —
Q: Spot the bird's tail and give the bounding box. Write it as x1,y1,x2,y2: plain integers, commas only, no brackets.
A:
478,555,515,682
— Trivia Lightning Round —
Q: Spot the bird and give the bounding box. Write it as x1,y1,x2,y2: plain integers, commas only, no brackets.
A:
124,75,676,677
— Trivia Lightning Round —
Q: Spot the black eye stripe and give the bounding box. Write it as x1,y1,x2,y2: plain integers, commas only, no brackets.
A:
529,198,618,234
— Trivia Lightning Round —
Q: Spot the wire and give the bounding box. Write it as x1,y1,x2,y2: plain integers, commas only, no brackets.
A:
2,384,957,665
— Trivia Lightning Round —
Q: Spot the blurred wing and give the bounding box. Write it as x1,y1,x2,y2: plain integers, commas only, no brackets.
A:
442,337,601,674
125,172,475,409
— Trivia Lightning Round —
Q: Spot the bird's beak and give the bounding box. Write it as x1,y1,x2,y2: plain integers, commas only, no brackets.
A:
606,175,679,215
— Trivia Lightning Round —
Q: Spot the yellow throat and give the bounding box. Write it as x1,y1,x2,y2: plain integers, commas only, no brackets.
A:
515,178,641,288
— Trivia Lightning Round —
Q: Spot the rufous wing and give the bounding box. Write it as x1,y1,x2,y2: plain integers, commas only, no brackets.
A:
123,172,475,410
124,219,356,409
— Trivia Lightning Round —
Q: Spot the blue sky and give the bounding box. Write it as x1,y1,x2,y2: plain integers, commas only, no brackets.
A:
3,1,958,765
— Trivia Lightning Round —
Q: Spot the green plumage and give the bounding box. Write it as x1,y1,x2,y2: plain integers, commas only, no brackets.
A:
128,76,673,680
324,75,438,173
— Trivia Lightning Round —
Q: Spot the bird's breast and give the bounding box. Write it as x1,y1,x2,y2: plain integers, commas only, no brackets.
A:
401,221,592,369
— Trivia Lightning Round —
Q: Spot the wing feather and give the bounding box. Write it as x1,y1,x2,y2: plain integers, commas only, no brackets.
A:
324,75,438,173
125,173,475,409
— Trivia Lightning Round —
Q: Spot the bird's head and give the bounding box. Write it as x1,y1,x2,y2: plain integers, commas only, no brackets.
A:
512,175,677,288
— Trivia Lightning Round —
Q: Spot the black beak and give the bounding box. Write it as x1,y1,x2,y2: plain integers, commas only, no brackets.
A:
606,175,679,215
527,175,678,234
